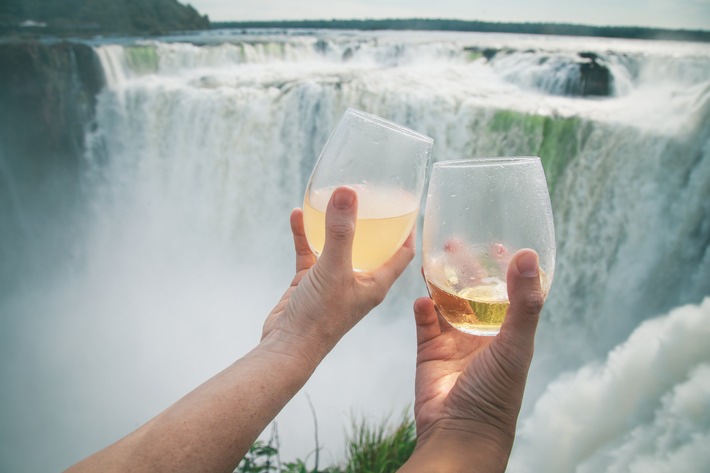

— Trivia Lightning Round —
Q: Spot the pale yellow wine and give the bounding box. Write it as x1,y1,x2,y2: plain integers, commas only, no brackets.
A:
425,276,509,336
303,185,419,271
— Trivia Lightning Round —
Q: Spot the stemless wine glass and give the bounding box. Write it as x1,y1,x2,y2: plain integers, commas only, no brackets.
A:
422,157,556,336
303,108,433,272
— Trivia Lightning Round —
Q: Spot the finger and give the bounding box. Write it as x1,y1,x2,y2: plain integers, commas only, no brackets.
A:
319,186,357,272
491,242,513,274
372,227,416,288
414,297,441,345
443,237,486,281
290,208,317,274
418,267,462,336
500,249,544,349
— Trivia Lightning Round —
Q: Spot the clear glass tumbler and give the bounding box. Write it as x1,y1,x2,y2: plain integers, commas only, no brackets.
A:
422,157,556,336
303,108,433,271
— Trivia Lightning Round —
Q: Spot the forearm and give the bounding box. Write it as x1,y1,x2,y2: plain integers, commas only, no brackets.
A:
65,335,321,473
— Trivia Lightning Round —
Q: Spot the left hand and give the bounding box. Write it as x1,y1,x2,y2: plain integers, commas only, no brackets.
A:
261,186,415,369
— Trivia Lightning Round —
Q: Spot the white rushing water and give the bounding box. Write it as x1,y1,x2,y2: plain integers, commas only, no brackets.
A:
1,29,709,472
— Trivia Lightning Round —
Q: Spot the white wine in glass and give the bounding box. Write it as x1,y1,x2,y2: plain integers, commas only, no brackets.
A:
303,108,433,272
422,157,556,336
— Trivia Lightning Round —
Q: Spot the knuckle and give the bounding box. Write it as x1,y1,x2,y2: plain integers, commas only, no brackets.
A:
521,290,545,316
369,291,386,308
327,221,355,241
358,275,386,308
401,244,416,262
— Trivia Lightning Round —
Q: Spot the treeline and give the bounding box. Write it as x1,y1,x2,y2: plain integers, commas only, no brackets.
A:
0,0,209,36
213,18,710,43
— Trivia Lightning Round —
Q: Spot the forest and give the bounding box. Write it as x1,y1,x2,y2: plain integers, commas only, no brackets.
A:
0,0,208,36
215,18,710,43
2,0,708,42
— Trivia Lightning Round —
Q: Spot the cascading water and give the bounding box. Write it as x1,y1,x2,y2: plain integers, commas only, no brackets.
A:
1,29,708,472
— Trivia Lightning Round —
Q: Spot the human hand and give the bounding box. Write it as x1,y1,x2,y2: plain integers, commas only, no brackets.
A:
261,186,415,369
62,187,414,473
402,249,544,472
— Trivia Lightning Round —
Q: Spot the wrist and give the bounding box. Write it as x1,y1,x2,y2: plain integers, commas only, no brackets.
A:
257,326,333,374
418,417,516,446
404,419,514,473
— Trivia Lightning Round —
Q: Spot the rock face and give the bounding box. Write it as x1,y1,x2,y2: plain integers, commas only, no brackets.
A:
467,46,613,97
0,41,104,290
0,41,103,167
576,52,610,96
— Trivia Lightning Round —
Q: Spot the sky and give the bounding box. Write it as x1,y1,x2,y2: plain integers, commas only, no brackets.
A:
187,0,710,31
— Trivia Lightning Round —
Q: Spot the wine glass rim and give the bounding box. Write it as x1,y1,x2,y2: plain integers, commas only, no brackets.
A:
344,107,434,144
434,156,540,168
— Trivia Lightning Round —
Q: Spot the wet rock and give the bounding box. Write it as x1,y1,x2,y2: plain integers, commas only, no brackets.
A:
576,51,610,96
0,41,104,160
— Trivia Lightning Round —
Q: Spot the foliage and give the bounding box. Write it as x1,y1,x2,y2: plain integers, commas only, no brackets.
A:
235,440,340,473
236,442,281,473
213,19,710,43
235,413,416,473
484,110,585,197
0,0,209,35
342,413,417,473
539,115,590,197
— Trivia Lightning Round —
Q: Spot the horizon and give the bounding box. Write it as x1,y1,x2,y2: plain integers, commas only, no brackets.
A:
187,0,710,32
208,16,710,33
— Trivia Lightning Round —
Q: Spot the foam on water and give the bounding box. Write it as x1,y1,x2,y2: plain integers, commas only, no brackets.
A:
510,298,710,473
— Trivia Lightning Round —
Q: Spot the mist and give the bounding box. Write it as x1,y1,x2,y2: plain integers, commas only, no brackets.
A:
1,29,709,471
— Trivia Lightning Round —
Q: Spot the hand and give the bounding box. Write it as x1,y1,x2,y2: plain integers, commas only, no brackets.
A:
62,187,415,473
402,249,544,472
261,186,415,369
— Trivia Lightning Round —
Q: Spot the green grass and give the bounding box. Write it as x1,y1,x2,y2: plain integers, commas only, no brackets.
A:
235,412,417,473
342,413,417,473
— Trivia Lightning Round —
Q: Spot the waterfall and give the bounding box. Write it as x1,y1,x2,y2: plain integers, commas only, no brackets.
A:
1,30,708,472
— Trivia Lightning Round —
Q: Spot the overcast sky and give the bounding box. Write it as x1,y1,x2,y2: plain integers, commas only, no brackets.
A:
187,0,710,31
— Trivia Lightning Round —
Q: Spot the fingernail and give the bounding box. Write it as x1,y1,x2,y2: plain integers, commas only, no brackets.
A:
516,251,539,278
333,188,355,209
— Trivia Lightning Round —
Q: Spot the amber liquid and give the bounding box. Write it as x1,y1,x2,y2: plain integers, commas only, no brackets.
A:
303,185,419,272
425,276,509,336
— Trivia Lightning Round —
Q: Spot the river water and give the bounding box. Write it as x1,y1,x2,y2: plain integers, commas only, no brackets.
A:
1,29,709,471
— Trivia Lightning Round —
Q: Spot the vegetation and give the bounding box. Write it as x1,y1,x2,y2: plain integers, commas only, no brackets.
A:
214,18,710,43
341,414,417,473
483,110,586,196
235,413,417,473
0,0,209,36
3,1,707,43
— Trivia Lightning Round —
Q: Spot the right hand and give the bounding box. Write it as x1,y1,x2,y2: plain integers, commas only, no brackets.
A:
403,249,545,472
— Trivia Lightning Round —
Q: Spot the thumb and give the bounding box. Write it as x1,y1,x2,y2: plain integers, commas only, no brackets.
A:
499,249,545,350
319,186,358,271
